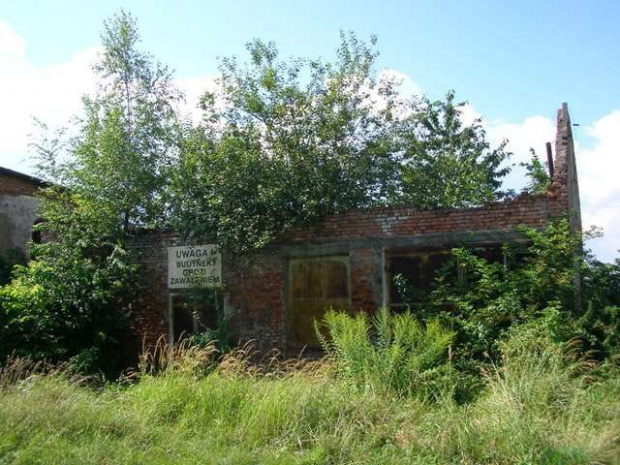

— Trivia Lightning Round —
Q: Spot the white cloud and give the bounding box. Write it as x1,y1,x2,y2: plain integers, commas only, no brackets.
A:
486,115,556,191
379,68,421,99
0,19,217,174
0,20,100,174
459,103,481,127
483,109,620,262
175,75,220,123
578,111,620,262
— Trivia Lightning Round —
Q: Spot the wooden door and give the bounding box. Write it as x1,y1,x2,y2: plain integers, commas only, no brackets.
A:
288,256,350,350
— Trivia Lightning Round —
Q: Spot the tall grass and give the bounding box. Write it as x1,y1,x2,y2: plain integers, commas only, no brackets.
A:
1,319,619,464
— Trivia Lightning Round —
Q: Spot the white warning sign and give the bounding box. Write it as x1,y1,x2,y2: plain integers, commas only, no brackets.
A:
167,245,221,289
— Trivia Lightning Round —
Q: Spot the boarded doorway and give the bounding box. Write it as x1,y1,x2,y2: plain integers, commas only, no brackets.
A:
288,256,350,350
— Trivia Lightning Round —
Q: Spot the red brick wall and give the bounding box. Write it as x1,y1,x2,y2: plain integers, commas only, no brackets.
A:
127,232,176,348
128,190,564,352
225,252,285,350
127,235,288,351
276,193,554,244
128,173,570,354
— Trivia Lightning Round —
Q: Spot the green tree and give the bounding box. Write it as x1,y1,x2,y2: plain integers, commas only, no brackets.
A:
173,35,511,250
172,34,404,249
395,91,511,208
0,10,180,375
38,10,181,238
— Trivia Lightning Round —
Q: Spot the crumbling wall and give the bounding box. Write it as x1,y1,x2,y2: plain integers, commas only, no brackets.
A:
128,104,581,353
224,250,285,350
127,232,178,348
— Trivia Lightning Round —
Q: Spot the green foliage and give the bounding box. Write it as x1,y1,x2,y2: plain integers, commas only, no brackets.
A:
0,233,135,375
172,35,512,250
0,10,180,376
584,255,620,309
397,91,512,208
34,10,181,235
521,149,551,194
316,308,455,399
410,218,620,364
423,219,581,362
83,10,180,233
172,34,401,249
185,320,233,354
578,255,620,358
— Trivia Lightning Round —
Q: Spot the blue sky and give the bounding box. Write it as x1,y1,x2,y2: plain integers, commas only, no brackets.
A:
1,0,619,260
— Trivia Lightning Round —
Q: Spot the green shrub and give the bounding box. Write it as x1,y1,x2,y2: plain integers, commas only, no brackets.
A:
316,308,455,399
422,219,620,364
580,255,620,358
0,241,134,378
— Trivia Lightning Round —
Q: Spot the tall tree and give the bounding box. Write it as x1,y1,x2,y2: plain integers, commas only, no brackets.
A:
395,92,511,209
173,34,404,249
47,9,181,238
0,11,180,375
173,35,511,250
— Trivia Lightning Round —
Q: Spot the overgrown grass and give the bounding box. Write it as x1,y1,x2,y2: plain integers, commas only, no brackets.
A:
1,326,619,464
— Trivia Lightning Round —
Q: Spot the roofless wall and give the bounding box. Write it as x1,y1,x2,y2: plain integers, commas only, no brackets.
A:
128,104,580,353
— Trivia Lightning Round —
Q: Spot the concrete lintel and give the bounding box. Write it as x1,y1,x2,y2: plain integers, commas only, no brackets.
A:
269,229,529,258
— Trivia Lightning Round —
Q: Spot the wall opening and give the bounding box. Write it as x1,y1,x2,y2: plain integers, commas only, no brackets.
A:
288,256,350,350
386,246,505,311
169,290,220,342
31,218,44,244
386,249,452,311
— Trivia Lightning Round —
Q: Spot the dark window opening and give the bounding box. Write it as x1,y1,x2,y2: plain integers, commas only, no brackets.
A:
31,218,44,244
386,246,506,311
500,242,531,270
472,246,504,264
171,291,219,342
387,249,453,311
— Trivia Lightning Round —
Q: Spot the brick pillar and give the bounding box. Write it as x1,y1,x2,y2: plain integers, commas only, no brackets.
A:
553,103,582,234
552,103,583,310
350,248,376,313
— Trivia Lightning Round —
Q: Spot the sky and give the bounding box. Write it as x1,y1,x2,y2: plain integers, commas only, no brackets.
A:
1,0,618,261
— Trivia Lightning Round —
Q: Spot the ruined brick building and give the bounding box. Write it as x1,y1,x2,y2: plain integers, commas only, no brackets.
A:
0,104,580,354
129,103,581,354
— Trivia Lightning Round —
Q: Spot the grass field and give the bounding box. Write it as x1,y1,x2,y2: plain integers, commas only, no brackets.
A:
1,336,619,465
